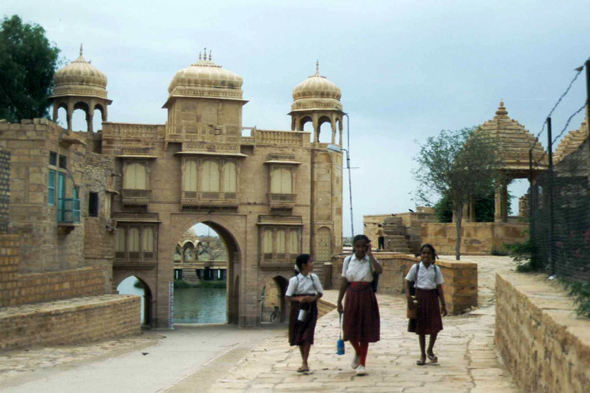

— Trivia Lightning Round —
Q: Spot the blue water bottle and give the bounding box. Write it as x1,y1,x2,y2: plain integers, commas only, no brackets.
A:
337,313,345,355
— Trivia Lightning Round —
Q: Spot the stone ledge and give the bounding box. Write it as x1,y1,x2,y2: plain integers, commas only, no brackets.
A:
495,270,590,393
0,294,141,350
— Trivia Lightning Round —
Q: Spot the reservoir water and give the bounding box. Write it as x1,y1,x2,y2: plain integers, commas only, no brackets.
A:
117,278,227,325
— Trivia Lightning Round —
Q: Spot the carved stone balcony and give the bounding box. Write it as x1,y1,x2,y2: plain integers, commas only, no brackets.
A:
259,254,300,270
268,193,296,211
122,189,150,207
181,191,238,211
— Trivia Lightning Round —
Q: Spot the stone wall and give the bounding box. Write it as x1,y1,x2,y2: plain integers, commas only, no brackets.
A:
0,148,10,234
495,271,590,393
331,253,477,315
421,222,528,255
0,235,104,307
318,298,337,318
0,294,140,350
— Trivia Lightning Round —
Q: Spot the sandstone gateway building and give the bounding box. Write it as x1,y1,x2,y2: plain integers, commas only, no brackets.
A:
1,49,345,328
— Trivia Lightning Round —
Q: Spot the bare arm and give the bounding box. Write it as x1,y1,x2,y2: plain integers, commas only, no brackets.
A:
437,284,448,316
405,279,412,300
366,244,383,274
337,277,349,314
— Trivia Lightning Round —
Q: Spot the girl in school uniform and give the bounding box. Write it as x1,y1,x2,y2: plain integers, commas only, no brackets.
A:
405,243,447,366
337,234,383,376
285,254,324,373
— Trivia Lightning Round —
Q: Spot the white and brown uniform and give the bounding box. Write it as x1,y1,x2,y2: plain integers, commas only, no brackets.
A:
406,262,444,335
286,273,323,346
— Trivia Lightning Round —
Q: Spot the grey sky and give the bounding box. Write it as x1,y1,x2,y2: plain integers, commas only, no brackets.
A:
5,0,588,236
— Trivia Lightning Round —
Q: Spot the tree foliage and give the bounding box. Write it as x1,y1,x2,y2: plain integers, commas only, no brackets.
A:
0,15,60,122
433,184,511,223
413,127,502,259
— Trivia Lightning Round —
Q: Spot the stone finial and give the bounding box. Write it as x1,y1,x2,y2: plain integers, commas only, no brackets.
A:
80,43,83,56
199,51,202,61
203,47,207,60
209,50,212,61
496,99,508,117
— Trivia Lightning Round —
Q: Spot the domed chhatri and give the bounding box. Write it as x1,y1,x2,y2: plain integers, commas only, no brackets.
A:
167,49,243,101
554,117,588,164
478,100,547,172
291,61,342,113
51,44,111,132
53,44,108,99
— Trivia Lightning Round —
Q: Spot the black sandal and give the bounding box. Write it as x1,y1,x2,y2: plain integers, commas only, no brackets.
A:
428,353,438,363
416,358,426,366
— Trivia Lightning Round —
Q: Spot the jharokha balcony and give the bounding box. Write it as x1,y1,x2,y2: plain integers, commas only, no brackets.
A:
181,191,238,211
268,193,296,211
122,189,150,207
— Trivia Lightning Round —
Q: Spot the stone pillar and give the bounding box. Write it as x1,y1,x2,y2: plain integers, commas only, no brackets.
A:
468,198,476,222
339,117,343,146
502,183,509,222
87,112,94,133
494,185,502,222
312,114,319,143
331,118,336,144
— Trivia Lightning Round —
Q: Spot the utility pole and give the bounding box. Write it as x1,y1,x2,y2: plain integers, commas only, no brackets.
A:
547,117,555,276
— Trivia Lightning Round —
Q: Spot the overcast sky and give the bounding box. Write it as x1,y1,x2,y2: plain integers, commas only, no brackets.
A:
5,0,588,237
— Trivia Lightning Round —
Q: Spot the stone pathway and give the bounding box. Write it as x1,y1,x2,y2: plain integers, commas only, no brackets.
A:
0,332,161,383
210,256,520,392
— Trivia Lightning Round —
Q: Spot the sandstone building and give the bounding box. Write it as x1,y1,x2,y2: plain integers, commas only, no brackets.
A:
1,49,344,329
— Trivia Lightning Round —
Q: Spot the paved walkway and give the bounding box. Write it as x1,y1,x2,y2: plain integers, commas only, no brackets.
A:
209,256,520,392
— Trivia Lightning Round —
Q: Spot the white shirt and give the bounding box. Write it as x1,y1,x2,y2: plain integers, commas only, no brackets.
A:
342,254,380,282
286,273,323,296
405,261,444,290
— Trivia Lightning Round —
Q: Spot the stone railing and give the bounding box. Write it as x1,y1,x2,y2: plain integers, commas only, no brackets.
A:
252,129,310,146
495,271,590,393
331,253,477,315
103,123,161,139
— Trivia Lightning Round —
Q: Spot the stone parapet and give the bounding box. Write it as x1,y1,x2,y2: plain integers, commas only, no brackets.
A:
495,271,590,393
421,222,528,255
331,253,477,315
0,294,140,350
0,235,104,307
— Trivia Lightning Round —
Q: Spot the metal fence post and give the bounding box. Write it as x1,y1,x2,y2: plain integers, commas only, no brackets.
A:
547,117,555,276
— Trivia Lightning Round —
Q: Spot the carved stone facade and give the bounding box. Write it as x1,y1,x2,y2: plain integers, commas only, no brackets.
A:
1,50,341,329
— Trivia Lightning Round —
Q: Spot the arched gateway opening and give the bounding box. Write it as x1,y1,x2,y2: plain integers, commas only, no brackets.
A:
171,221,241,326
116,276,153,326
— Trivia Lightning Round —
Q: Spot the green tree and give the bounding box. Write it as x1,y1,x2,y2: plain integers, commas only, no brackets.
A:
0,15,60,122
433,184,511,224
413,127,501,260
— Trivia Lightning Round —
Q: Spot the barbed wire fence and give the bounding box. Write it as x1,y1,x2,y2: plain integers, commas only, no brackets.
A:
528,58,590,285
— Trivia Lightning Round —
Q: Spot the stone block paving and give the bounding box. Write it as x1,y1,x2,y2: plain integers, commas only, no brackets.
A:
211,256,520,393
0,333,160,382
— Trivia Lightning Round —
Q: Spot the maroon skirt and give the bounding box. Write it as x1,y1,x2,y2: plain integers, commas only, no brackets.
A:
289,296,319,346
408,288,443,335
343,282,380,343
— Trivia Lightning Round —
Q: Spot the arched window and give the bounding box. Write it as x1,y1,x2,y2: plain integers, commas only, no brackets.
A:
262,229,273,258
289,230,300,255
271,167,292,194
142,227,154,253
223,162,237,193
115,228,125,252
128,227,140,253
183,160,197,192
202,160,220,192
124,162,147,190
276,230,286,256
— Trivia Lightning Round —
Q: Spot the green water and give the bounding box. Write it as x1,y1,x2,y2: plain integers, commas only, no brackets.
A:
173,287,227,324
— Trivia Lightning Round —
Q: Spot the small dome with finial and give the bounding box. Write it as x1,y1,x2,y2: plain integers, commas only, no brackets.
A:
53,44,108,99
477,100,547,171
291,61,342,112
167,48,243,100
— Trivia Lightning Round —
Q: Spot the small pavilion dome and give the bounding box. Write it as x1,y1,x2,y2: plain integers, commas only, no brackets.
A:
167,49,243,101
53,45,108,99
478,100,547,172
291,62,342,112
554,118,588,164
